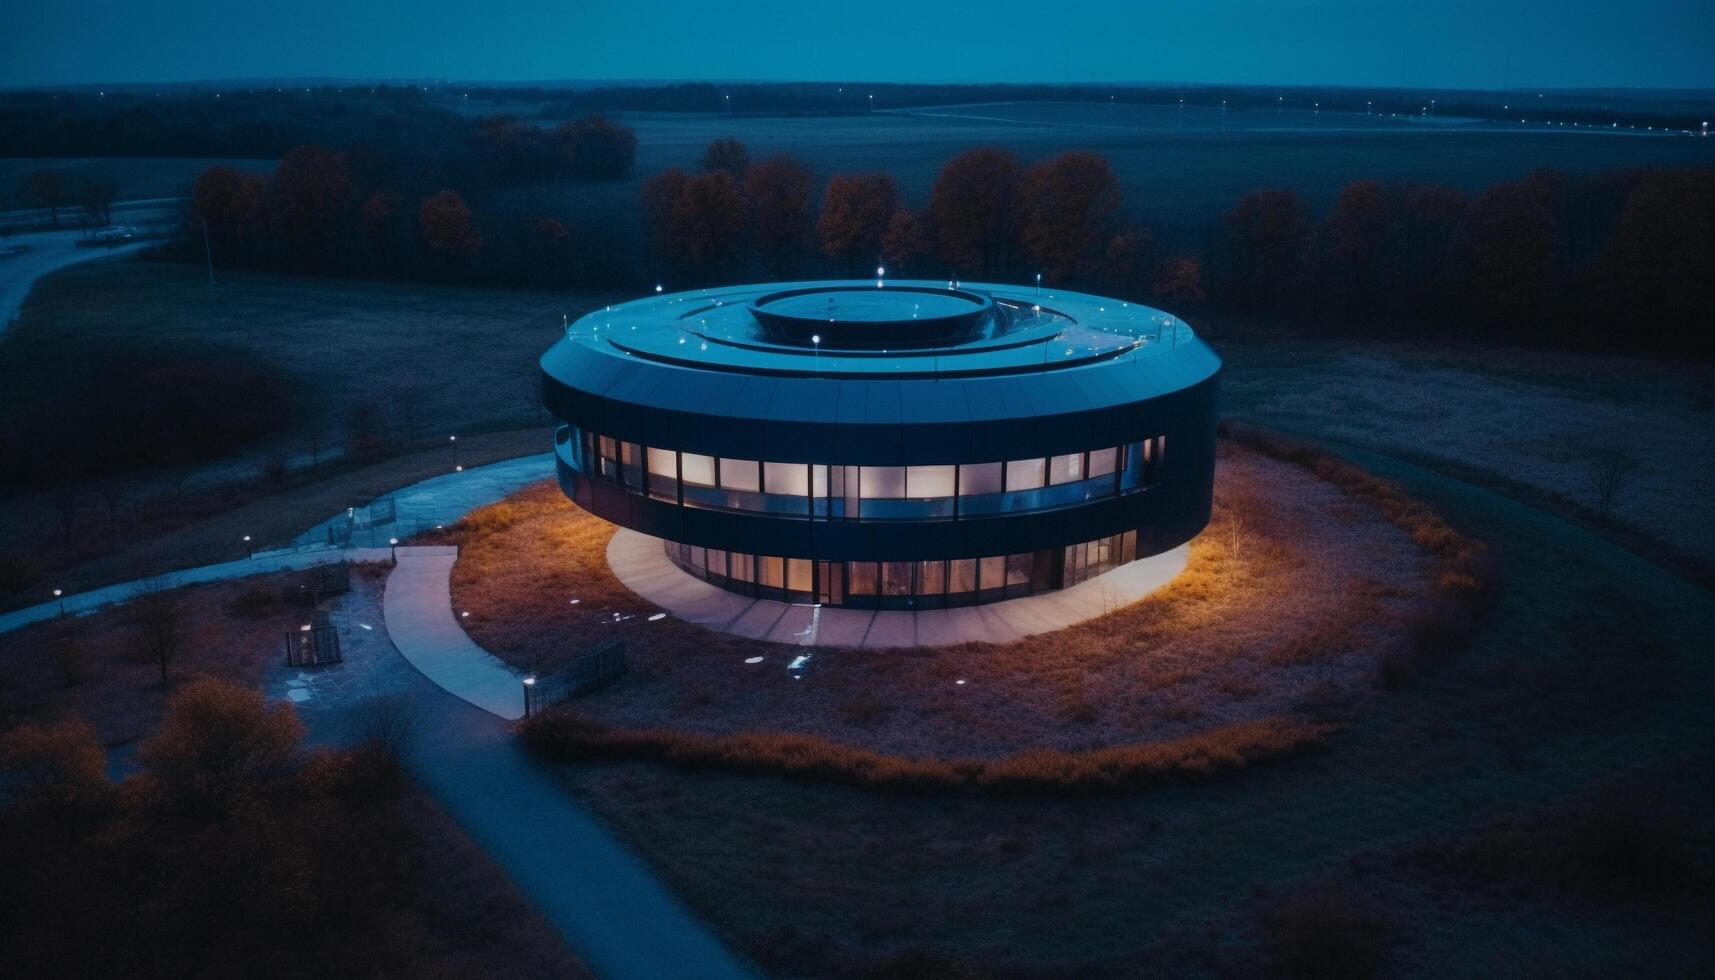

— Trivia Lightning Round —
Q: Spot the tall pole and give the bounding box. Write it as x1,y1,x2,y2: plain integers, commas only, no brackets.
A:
201,217,216,286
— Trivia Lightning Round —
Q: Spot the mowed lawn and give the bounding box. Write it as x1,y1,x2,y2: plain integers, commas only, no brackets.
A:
7,255,607,455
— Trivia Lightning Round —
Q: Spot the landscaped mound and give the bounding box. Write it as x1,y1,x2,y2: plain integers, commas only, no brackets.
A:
434,431,1493,792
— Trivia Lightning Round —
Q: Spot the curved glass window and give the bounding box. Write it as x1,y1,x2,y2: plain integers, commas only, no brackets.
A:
563,426,1164,524
664,530,1136,610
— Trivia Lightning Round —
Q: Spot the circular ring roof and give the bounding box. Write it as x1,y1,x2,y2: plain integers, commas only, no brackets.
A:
559,279,1210,382
748,284,994,349
540,279,1221,462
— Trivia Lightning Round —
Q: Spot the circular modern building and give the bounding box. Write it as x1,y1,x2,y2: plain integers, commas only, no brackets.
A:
540,280,1220,610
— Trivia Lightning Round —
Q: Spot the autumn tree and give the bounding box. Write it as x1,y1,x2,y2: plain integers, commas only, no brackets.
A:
193,165,266,248
1214,188,1309,315
1153,256,1206,305
745,154,814,277
1015,151,1123,286
138,677,305,816
1097,227,1155,300
418,189,481,256
818,173,899,271
641,167,690,280
701,137,750,181
556,114,638,179
881,209,932,269
0,715,109,814
1596,168,1715,354
1314,180,1394,317
928,147,1020,277
268,145,353,257
361,190,394,241
1457,171,1565,332
1394,184,1467,320
666,171,746,280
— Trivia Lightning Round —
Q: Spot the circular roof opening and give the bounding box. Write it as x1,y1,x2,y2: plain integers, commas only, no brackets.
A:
748,284,994,349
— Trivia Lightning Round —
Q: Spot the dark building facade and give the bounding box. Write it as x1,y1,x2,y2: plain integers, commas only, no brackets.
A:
540,280,1220,609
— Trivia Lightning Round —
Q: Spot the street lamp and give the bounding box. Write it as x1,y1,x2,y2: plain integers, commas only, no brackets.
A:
389,536,399,564
53,588,64,617
243,534,252,558
1035,272,1042,297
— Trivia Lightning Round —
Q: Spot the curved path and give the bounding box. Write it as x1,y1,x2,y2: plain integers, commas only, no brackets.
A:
384,546,527,720
0,454,758,979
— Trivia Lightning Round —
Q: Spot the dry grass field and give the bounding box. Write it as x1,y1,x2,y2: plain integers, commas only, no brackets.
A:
531,446,1712,977
441,444,1443,765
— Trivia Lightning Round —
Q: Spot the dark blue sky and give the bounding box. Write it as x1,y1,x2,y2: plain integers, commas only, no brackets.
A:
3,0,1712,90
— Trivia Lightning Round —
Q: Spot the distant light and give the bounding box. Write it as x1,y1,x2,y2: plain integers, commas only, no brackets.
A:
389,537,398,545
460,611,470,618
955,679,967,685
811,334,820,344
876,265,885,277
53,588,62,597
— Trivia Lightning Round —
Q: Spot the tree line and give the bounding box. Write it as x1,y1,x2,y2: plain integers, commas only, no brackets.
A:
161,124,1712,357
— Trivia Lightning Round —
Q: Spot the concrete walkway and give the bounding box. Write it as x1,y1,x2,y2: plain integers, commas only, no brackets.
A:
608,528,1190,649
291,453,554,548
0,546,394,635
382,546,527,720
406,694,758,980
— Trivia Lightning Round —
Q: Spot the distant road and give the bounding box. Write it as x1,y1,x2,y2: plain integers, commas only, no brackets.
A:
0,199,180,331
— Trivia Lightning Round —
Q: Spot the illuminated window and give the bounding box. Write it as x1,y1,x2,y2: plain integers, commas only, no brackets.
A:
882,561,913,595
763,461,809,495
1088,447,1118,478
948,559,977,593
848,562,877,595
859,466,906,498
1006,458,1045,491
680,453,716,486
786,558,813,593
918,560,946,595
719,458,760,492
958,462,1003,495
906,465,956,498
647,447,677,477
979,555,1006,590
759,556,784,589
1048,453,1084,485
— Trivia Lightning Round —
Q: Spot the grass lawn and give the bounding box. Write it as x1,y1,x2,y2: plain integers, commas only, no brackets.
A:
532,446,1715,976
6,256,601,456
1217,329,1715,575
0,424,553,611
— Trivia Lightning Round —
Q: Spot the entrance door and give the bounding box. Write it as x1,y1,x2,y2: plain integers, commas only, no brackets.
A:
816,561,844,605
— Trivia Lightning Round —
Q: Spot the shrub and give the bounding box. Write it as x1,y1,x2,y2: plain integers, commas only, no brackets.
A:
523,711,1331,796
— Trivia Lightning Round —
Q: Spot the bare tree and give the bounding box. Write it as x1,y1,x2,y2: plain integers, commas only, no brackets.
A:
1588,443,1638,528
357,694,422,772
394,374,424,444
79,175,117,228
93,475,127,537
51,484,81,544
130,577,185,685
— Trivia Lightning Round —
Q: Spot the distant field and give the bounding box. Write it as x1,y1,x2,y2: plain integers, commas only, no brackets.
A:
5,257,592,452
504,102,1715,248
0,156,272,203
